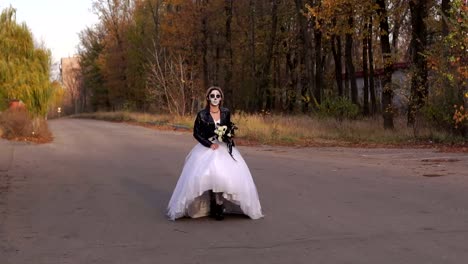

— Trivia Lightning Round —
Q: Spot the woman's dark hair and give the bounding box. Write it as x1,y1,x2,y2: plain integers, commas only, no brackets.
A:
204,86,224,109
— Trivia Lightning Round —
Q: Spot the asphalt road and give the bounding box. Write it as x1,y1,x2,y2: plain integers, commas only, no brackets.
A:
1,119,468,264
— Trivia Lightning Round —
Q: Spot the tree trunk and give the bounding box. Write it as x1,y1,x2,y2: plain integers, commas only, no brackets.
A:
344,67,350,99
148,0,161,46
407,0,429,126
331,34,344,97
214,39,220,86
294,0,312,112
376,0,394,129
286,50,298,113
441,0,453,104
441,0,451,37
368,17,377,115
201,2,209,90
362,27,370,115
392,4,408,52
345,16,358,106
314,29,323,104
249,0,257,111
224,0,234,108
274,55,281,112
263,0,279,111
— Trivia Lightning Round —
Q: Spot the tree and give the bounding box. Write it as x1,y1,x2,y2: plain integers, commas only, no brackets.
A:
376,0,395,129
92,0,133,110
425,0,467,135
362,18,370,115
224,0,234,108
294,0,313,112
407,0,429,125
367,15,377,115
75,0,465,130
314,0,324,106
331,28,344,97
146,48,194,116
78,25,108,111
345,12,358,105
0,7,56,122
258,0,280,111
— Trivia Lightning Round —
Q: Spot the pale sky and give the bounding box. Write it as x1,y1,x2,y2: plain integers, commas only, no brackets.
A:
1,0,99,63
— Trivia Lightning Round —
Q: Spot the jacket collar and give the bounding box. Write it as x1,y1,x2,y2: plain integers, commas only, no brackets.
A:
203,107,227,124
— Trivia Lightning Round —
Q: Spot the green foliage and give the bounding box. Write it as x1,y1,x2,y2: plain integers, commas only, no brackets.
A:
421,102,455,130
421,102,467,137
423,0,467,136
77,0,464,135
0,88,7,110
78,26,107,111
0,7,55,118
315,97,360,120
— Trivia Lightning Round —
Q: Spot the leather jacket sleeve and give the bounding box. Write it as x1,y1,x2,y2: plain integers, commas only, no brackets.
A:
225,110,231,126
193,111,213,148
225,110,235,147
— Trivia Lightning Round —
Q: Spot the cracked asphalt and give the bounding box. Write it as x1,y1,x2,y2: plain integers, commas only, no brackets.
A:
1,118,468,264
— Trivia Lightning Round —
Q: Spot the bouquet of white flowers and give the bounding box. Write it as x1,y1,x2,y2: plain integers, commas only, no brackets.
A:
214,122,237,160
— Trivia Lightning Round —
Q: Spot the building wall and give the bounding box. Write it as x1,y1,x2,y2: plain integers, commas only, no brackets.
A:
343,69,410,112
60,56,81,115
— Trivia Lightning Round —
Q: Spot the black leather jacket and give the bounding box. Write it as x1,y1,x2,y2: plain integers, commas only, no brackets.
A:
193,107,232,148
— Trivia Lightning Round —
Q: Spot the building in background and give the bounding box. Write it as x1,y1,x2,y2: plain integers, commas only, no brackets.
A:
60,56,83,115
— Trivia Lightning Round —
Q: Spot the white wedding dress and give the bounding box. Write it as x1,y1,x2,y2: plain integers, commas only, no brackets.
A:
167,120,263,220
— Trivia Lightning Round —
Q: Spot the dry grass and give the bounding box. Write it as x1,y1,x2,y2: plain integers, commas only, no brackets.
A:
73,111,467,148
73,111,193,129
0,109,52,143
0,109,33,137
234,114,428,145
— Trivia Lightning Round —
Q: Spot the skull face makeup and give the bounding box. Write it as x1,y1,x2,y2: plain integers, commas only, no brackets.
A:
209,90,222,106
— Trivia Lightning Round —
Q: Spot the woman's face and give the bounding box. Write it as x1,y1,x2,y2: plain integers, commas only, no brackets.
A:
208,90,222,106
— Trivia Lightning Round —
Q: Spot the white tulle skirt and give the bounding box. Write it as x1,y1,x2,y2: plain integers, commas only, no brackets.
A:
167,141,263,220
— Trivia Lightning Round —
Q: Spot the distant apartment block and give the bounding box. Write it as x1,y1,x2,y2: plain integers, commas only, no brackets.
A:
60,56,80,86
60,56,82,114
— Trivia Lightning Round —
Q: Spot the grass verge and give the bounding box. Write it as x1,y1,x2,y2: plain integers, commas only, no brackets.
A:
73,111,467,152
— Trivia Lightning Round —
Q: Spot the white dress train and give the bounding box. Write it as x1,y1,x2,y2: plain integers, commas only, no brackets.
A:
167,138,263,220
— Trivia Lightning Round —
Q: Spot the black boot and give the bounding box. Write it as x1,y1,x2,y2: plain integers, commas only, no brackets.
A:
214,203,225,221
209,191,225,220
209,190,217,218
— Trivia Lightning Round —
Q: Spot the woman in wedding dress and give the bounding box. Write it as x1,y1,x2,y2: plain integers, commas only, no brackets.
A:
167,86,263,221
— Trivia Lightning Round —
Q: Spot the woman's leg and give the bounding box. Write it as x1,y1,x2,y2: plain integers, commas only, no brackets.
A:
209,190,225,220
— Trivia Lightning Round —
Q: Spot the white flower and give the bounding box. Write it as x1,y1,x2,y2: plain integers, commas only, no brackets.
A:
214,126,228,137
214,127,223,136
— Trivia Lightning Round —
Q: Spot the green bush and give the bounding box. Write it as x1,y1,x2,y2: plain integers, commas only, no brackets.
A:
421,103,452,129
1,7,55,119
421,102,467,138
315,97,360,120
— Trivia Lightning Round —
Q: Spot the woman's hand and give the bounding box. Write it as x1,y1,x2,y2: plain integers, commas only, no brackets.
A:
210,143,219,150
